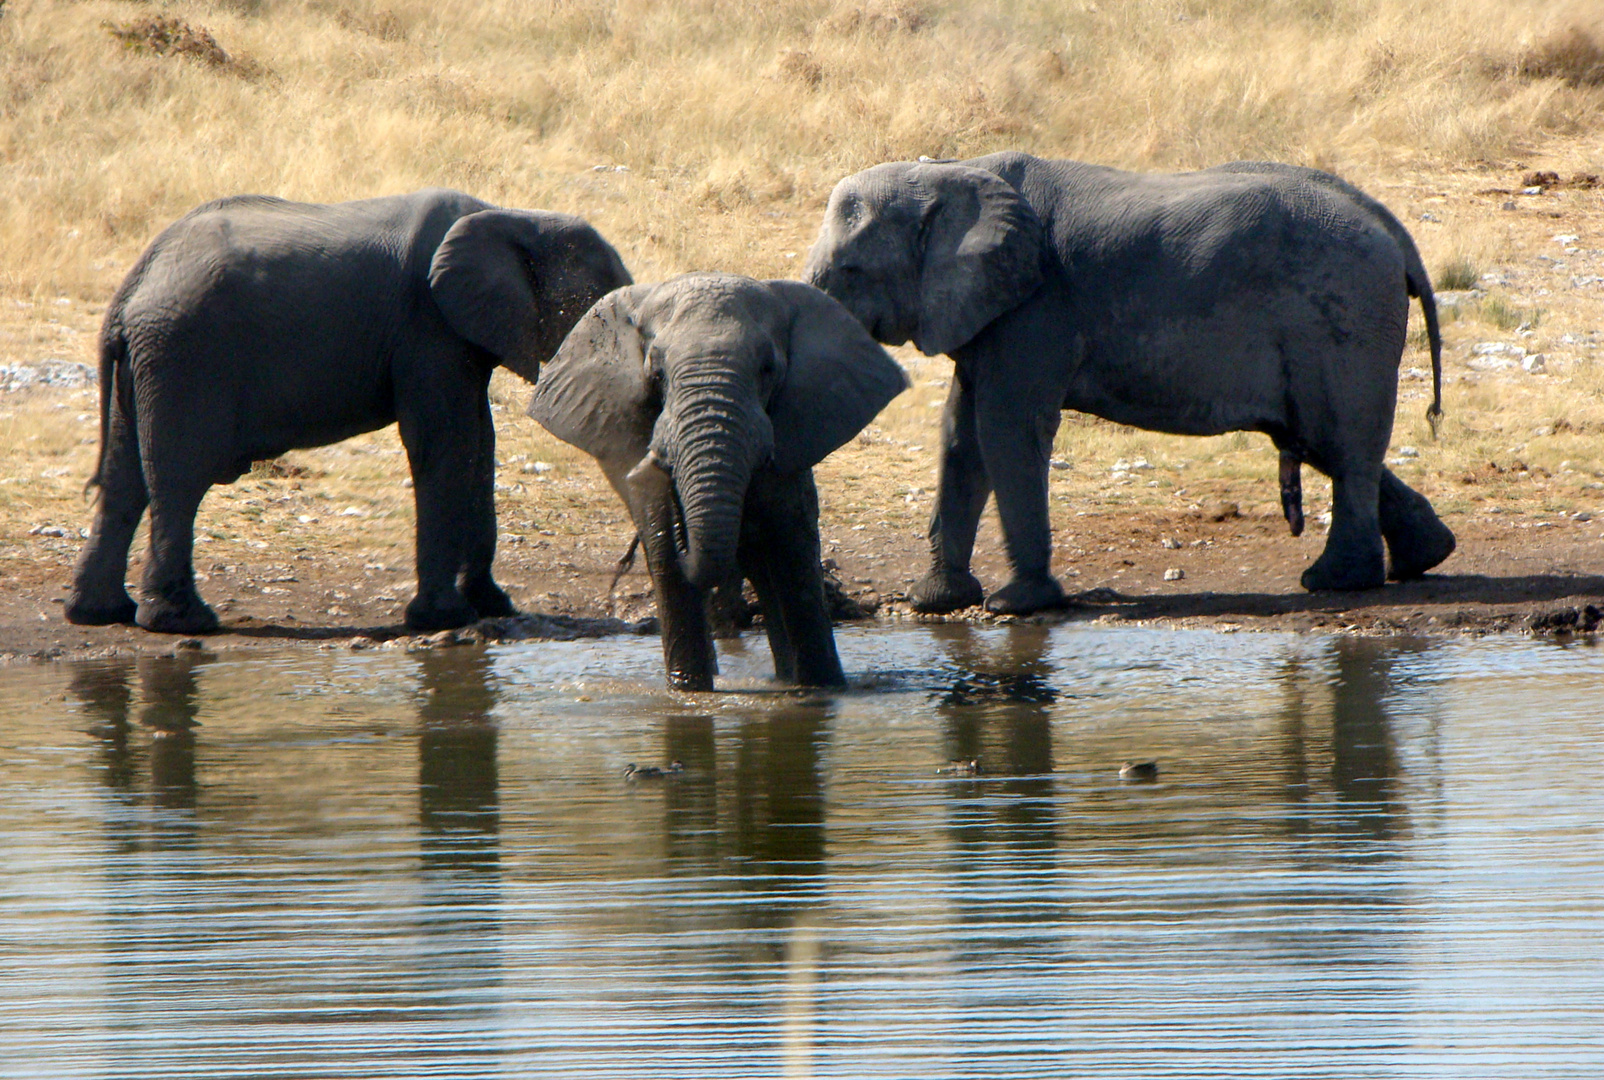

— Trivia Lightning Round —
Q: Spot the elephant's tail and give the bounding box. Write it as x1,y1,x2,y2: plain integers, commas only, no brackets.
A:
1404,258,1445,439
86,324,126,495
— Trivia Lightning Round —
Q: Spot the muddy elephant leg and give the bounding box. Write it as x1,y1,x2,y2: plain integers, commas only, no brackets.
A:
974,377,1066,616
456,379,516,619
1300,462,1386,591
1379,468,1455,580
136,466,218,634
909,368,990,614
66,389,145,626
629,457,717,691
742,471,844,688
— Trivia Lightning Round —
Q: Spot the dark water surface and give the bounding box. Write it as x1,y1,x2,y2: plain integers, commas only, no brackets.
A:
2,625,1601,1079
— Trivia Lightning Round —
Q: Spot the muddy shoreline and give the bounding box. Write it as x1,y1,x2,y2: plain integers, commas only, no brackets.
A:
7,510,1602,664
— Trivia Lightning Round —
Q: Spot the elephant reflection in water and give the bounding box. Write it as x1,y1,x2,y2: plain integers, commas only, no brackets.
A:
931,623,1063,971
71,653,205,814
658,701,833,956
409,646,505,1067
1277,635,1419,851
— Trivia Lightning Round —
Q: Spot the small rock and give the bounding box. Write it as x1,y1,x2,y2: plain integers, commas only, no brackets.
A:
1205,501,1240,522
522,461,554,474
1554,233,1580,245
1419,211,1441,223
1394,446,1419,458
1049,458,1072,471
1163,568,1185,581
1160,537,1182,549
1522,353,1546,373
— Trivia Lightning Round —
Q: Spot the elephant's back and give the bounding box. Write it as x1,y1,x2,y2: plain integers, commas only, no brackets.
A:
125,189,488,312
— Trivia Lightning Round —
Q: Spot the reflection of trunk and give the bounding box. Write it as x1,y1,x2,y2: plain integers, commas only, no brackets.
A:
627,456,717,691
666,372,757,591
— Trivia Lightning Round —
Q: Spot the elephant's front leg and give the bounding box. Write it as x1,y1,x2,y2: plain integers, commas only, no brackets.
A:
741,470,844,688
909,368,990,614
456,384,517,619
398,358,491,631
628,458,718,691
974,375,1066,615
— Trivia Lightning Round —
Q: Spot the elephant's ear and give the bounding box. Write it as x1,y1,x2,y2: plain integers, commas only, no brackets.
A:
915,164,1046,357
429,209,629,383
764,279,910,475
526,285,657,472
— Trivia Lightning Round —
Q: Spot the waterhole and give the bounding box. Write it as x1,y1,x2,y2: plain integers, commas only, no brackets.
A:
2,625,1601,1078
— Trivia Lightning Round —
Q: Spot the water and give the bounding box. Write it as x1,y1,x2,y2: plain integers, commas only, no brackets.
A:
1,625,1601,1079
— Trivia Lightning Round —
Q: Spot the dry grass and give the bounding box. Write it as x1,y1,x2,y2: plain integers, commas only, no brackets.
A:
1,0,1603,586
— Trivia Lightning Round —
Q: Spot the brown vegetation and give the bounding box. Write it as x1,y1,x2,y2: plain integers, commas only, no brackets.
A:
1,0,1603,656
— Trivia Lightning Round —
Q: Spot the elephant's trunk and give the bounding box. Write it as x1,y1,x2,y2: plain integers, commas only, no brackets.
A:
659,367,768,592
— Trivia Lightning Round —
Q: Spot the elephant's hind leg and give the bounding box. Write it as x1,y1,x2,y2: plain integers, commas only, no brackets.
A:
1300,462,1386,592
66,395,145,626
1379,468,1455,579
136,474,219,634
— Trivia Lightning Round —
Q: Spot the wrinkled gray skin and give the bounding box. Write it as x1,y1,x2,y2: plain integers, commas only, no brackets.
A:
529,273,908,690
806,151,1455,615
66,189,631,634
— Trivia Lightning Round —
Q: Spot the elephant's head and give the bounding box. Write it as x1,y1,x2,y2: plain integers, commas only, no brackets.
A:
428,208,632,382
803,161,1046,357
527,273,908,590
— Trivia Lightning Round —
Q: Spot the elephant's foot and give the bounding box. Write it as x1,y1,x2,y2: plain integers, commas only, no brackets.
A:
405,592,479,632
985,574,1068,616
1379,475,1457,580
64,589,139,626
1387,518,1456,581
666,667,716,692
135,595,220,635
463,578,517,619
908,568,985,613
1300,538,1386,592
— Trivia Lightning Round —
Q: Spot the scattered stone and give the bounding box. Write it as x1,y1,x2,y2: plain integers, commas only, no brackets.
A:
1204,501,1240,522
1522,170,1562,190
1163,568,1185,581
1049,458,1072,471
1522,353,1547,373
1160,537,1182,549
0,361,94,393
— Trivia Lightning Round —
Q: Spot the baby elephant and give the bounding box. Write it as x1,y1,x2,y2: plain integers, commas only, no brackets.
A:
66,188,630,634
528,273,908,690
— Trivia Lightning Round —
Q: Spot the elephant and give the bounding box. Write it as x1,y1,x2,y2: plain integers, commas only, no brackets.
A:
527,272,908,690
804,151,1456,615
65,188,631,634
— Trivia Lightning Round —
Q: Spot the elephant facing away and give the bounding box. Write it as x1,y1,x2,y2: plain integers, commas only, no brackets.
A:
528,273,908,690
805,151,1456,615
66,189,631,634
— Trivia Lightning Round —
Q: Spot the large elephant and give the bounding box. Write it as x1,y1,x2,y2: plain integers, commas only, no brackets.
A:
527,273,908,690
66,188,631,634
805,152,1456,615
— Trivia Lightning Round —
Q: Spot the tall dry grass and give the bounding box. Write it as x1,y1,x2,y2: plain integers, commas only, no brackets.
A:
2,0,1601,299
1,0,1602,577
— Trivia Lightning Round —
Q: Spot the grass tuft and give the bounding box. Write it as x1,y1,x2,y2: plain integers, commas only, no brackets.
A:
1435,255,1480,291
